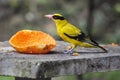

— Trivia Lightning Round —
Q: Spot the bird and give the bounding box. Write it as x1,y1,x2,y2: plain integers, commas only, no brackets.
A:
45,13,107,54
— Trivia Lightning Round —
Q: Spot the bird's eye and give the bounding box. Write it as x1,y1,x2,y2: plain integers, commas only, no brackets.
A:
53,16,65,20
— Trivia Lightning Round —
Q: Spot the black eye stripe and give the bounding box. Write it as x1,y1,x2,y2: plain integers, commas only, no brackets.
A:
53,15,65,20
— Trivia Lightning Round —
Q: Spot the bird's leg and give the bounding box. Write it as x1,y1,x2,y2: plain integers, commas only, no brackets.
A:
66,46,73,50
64,44,76,54
64,47,74,54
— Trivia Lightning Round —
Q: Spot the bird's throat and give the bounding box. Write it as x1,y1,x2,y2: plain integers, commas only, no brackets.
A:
54,20,67,29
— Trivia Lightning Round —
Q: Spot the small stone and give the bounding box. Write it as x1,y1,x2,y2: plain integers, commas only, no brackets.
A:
72,52,79,56
111,43,118,46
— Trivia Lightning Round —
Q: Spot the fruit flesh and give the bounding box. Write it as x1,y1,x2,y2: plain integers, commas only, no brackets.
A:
9,30,56,54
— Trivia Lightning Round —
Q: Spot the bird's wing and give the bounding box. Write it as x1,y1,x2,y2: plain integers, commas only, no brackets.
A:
62,23,86,41
62,23,107,52
62,23,80,36
62,23,99,45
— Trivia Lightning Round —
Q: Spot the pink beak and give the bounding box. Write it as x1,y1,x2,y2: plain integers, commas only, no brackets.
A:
44,14,53,19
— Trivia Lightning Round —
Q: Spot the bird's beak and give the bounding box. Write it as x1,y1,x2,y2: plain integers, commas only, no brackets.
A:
44,14,53,19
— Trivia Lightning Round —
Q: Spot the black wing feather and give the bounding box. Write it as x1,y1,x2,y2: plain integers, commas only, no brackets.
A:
64,32,86,42
64,32,99,46
64,32,107,52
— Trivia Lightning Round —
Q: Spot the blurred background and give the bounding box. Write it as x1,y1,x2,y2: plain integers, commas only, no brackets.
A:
0,0,120,80
0,0,120,44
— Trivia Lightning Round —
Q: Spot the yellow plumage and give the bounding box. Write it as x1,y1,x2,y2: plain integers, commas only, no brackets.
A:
45,13,107,54
56,19,93,47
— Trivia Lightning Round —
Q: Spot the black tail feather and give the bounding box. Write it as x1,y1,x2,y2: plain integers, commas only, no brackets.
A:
96,45,108,53
89,39,108,53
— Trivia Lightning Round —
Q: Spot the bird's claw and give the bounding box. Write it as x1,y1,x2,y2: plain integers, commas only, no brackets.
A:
64,50,73,54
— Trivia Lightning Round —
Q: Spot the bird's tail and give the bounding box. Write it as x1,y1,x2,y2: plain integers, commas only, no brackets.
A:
88,39,108,53
95,45,108,53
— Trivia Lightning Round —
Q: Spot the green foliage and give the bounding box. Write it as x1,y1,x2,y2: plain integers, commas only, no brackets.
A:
83,71,120,80
10,0,18,8
53,75,76,80
114,3,120,13
0,71,120,80
105,30,120,44
38,0,48,4
0,76,14,80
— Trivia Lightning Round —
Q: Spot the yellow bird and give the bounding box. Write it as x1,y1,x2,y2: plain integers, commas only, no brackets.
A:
45,13,107,54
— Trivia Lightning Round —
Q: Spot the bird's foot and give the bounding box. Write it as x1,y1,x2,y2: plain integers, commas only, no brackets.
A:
64,45,76,55
64,49,73,54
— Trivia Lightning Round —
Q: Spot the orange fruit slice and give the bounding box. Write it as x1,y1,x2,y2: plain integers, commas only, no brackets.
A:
9,30,56,54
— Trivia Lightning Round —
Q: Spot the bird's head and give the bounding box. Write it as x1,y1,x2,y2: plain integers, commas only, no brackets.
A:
45,13,68,27
45,13,65,21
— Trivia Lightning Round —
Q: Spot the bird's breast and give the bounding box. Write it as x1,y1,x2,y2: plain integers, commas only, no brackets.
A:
57,30,66,40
